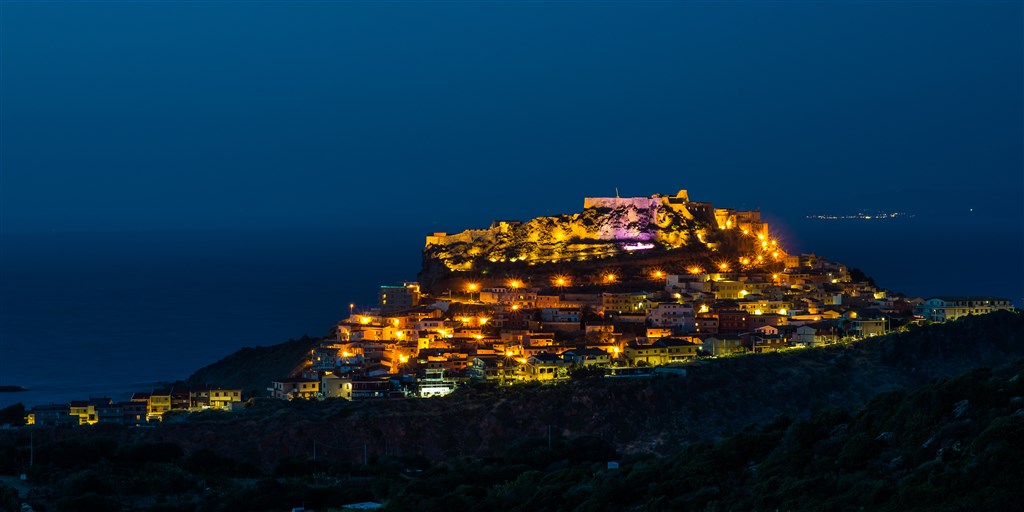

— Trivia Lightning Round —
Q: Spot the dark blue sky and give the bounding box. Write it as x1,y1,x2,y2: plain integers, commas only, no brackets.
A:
1,1,1021,234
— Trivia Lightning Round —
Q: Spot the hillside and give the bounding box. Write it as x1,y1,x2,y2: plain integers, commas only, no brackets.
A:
381,358,1024,512
166,311,1022,465
184,336,320,396
3,312,1022,511
18,312,1024,464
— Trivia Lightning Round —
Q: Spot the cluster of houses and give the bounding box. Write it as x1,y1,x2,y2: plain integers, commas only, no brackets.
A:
22,252,1014,424
25,387,243,427
270,253,1015,401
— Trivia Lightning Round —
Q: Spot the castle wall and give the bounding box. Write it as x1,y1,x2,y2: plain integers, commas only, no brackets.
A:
583,197,660,211
425,229,492,246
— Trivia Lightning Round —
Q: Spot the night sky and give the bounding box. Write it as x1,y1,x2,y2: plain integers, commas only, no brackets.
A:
1,1,1021,235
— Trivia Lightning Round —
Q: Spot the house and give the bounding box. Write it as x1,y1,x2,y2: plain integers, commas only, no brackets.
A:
270,377,320,400
469,356,520,383
378,283,420,314
745,328,788,353
27,404,76,427
147,390,172,421
120,401,147,426
647,303,695,329
694,314,719,334
95,402,126,425
713,281,764,300
540,307,581,323
701,336,745,356
69,399,110,426
914,296,1013,322
852,318,886,337
717,310,749,334
189,388,211,410
790,325,818,347
170,388,191,411
602,292,651,315
562,347,611,367
525,353,568,381
209,389,243,410
321,373,353,400
350,377,393,400
417,368,458,397
646,327,673,340
312,346,342,370
624,337,702,366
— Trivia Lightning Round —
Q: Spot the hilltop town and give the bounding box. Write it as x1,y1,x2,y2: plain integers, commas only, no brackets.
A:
21,190,1015,425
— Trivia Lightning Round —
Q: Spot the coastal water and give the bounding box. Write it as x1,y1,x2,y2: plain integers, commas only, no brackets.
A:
1,217,1021,408
0,227,424,408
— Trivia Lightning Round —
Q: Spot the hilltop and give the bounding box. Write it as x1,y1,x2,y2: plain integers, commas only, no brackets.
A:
419,190,778,292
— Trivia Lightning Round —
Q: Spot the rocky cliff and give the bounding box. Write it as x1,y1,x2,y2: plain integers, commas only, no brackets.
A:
420,190,777,292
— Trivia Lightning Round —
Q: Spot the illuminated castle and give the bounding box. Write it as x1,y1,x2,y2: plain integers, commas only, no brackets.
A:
423,189,772,272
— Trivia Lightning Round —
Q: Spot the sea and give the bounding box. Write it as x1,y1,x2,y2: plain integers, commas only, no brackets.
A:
1,216,1021,408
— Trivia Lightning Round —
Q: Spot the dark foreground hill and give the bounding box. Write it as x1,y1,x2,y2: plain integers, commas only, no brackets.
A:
1,311,1022,511
166,311,1024,464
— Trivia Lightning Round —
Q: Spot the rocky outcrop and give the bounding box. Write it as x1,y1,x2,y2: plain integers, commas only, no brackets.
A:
420,191,775,292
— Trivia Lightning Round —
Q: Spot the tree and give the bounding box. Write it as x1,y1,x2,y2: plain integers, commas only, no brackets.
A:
0,403,25,426
849,267,877,288
570,365,606,380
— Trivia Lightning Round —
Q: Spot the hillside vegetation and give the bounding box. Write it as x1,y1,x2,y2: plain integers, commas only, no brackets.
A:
1,311,1022,511
184,335,319,396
